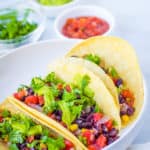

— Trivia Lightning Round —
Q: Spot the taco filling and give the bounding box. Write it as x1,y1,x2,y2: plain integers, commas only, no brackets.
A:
13,72,119,149
0,109,74,150
81,54,135,123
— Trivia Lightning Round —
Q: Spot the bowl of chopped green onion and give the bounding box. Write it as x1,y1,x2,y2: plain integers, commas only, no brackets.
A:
0,6,46,49
31,0,80,18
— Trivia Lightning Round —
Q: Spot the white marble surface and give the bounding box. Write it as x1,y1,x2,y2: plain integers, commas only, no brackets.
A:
1,0,150,145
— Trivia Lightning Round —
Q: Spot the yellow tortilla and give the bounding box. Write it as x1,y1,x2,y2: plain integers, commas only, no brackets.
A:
0,99,82,150
66,36,144,127
48,58,121,129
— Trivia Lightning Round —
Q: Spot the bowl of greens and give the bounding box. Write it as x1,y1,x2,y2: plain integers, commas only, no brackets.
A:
0,6,45,49
31,0,80,18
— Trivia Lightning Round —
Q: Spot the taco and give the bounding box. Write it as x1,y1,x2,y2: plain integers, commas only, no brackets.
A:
66,36,144,127
10,58,120,150
0,99,77,150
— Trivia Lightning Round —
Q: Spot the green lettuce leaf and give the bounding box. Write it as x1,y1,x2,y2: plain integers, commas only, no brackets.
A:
58,101,82,127
84,54,101,65
41,136,65,150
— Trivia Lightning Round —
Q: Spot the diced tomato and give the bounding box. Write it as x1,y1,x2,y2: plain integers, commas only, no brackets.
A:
13,90,26,100
88,144,98,150
26,135,34,143
0,116,3,123
47,113,56,120
96,135,107,148
25,95,38,105
122,89,134,99
112,78,118,85
127,99,134,107
105,120,113,130
65,139,74,150
57,83,63,90
62,16,109,39
65,85,71,92
93,113,103,122
82,130,94,145
38,96,44,106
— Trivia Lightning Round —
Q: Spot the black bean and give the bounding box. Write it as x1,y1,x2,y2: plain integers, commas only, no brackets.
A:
81,112,88,119
81,122,93,129
27,88,34,95
120,110,126,116
127,107,135,116
109,128,118,137
107,137,114,145
21,96,26,101
54,110,62,116
115,79,123,87
55,115,61,121
119,94,125,104
17,143,26,149
86,113,93,121
101,124,108,133
35,134,41,140
75,119,83,128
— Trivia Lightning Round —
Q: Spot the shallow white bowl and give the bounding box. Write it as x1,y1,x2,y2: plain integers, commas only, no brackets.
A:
31,0,80,18
0,39,146,150
54,5,115,39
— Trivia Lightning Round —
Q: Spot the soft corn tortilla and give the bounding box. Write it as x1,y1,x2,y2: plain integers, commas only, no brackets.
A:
66,36,144,127
0,99,82,150
7,97,85,150
47,58,121,129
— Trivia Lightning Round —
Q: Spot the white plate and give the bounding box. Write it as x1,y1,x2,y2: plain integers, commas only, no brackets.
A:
0,39,146,150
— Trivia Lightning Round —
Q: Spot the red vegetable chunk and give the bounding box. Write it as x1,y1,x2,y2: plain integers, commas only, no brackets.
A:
62,16,109,39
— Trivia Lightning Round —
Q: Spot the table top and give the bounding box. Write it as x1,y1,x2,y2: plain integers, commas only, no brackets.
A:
1,0,150,145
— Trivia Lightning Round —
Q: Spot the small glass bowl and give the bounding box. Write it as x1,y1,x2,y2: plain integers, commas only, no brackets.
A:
0,4,46,50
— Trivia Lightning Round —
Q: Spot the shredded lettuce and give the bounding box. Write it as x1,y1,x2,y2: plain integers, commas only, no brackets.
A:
28,125,42,136
31,77,45,92
9,130,24,144
108,67,118,78
41,136,65,150
84,54,101,65
9,144,19,150
58,101,82,127
45,72,64,85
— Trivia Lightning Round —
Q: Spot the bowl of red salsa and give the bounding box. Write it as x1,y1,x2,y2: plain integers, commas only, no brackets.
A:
54,5,115,39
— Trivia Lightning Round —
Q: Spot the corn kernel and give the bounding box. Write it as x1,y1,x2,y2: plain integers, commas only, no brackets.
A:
40,143,47,149
122,115,129,123
69,124,78,132
4,135,8,142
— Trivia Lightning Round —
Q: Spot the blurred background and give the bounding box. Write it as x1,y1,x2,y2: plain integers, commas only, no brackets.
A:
0,0,149,145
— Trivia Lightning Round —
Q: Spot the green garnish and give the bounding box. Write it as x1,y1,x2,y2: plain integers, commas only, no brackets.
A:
108,66,119,78
0,8,37,40
58,101,82,126
84,54,101,65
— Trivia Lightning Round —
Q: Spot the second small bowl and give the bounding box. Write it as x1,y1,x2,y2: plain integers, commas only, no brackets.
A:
54,5,115,39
